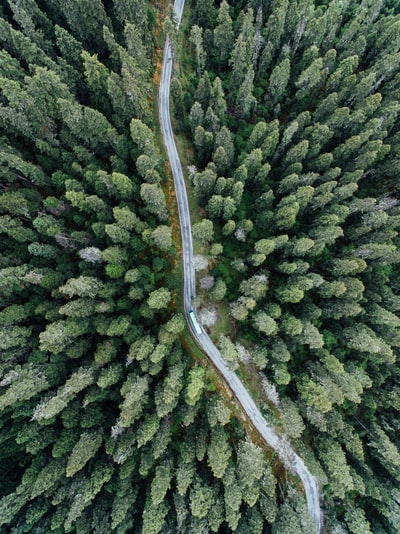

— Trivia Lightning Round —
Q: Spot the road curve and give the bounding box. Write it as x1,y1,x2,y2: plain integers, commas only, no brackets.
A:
158,2,323,533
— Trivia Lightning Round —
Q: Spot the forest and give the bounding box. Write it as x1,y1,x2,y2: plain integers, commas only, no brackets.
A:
177,0,400,532
0,0,399,533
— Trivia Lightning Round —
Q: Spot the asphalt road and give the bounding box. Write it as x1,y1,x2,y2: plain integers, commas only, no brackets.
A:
159,1,323,532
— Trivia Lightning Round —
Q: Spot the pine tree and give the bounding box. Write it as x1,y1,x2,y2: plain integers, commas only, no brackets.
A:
213,1,234,67
190,25,206,76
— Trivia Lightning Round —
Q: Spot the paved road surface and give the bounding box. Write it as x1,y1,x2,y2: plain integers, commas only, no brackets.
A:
158,2,323,532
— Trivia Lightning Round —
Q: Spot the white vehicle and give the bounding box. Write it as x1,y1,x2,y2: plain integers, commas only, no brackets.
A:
189,310,202,335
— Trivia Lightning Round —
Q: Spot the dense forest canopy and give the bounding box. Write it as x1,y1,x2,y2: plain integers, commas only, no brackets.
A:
1,0,400,533
178,0,400,532
0,1,315,533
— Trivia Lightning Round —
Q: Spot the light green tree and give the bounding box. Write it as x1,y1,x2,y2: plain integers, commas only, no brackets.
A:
151,462,172,506
32,366,95,422
151,225,173,252
119,375,149,428
190,25,205,76
58,276,103,299
140,183,168,221
253,311,278,336
66,431,102,478
237,65,256,119
189,476,213,519
269,57,291,104
81,51,109,109
147,287,171,310
218,334,239,370
237,441,264,506
141,498,169,534
130,118,157,158
155,363,184,418
318,439,354,499
105,223,130,244
223,466,242,530
192,219,214,244
0,365,48,412
185,366,205,406
298,376,333,413
207,426,231,478
213,0,233,66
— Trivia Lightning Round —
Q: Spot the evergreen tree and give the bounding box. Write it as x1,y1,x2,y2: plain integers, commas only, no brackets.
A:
213,1,234,67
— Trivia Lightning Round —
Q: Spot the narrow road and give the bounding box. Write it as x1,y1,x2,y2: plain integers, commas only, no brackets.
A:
158,2,323,533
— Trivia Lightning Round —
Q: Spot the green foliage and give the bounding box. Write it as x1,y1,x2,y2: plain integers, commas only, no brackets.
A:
318,439,354,499
253,311,278,336
192,218,214,244
147,287,172,310
140,183,168,220
189,476,213,518
66,431,103,478
0,365,48,411
218,333,239,370
119,374,149,427
32,367,95,422
207,426,231,478
185,366,205,406
2,1,400,532
0,3,244,531
151,225,173,252
213,0,233,66
236,441,264,505
151,462,172,506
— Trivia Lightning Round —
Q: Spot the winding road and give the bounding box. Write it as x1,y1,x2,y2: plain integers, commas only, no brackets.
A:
158,2,323,533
